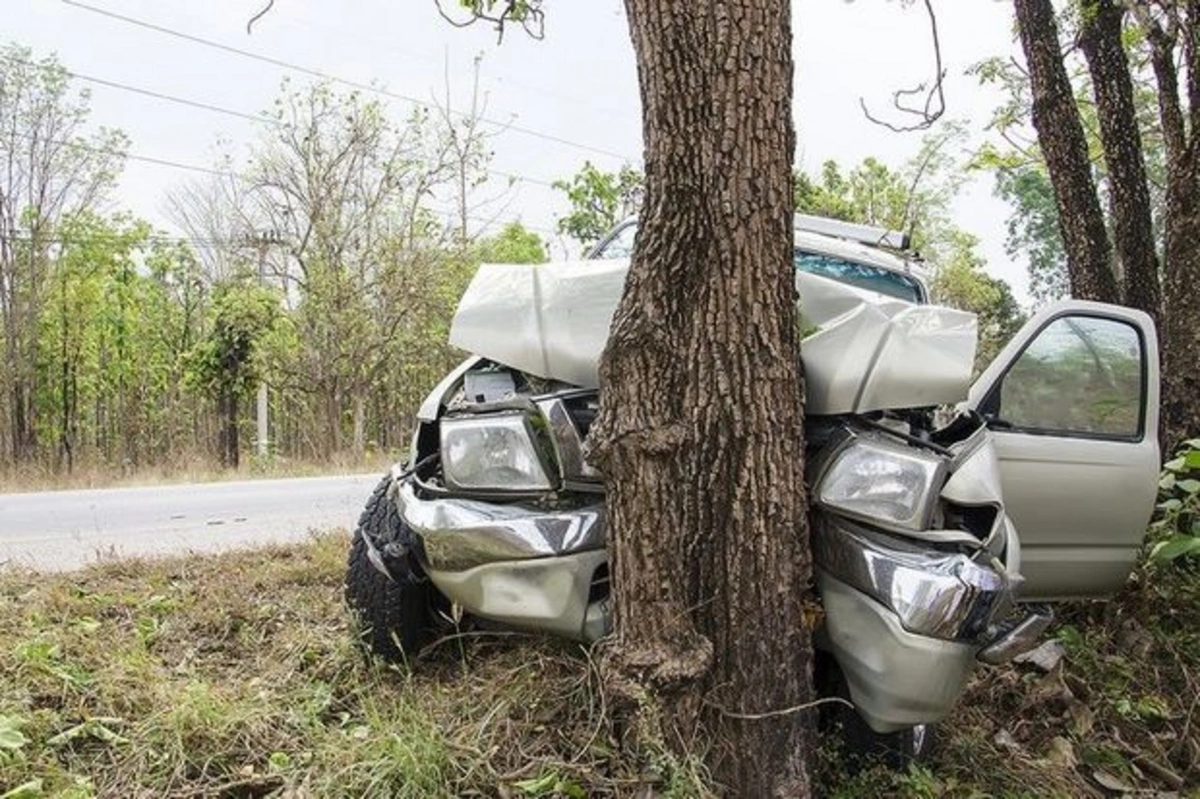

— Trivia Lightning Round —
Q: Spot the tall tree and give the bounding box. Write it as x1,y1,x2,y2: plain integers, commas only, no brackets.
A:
1130,0,1200,454
0,44,126,464
582,3,813,794
1013,0,1121,302
1077,0,1161,322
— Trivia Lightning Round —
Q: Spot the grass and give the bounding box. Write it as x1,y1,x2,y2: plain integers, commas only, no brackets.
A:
1,537,1198,798
0,452,396,494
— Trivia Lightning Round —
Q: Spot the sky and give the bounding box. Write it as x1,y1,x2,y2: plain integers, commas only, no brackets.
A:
8,0,1028,298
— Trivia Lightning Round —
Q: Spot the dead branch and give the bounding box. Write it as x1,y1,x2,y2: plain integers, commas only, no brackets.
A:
861,0,946,132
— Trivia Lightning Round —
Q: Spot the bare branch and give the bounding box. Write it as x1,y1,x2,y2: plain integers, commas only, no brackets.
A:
861,0,946,132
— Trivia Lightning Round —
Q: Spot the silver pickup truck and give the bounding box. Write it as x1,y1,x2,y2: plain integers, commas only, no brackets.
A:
345,215,1160,763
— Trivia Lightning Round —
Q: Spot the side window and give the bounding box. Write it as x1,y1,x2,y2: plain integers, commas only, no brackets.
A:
985,315,1144,439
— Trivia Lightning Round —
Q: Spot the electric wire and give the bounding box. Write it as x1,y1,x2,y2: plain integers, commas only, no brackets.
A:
60,0,633,162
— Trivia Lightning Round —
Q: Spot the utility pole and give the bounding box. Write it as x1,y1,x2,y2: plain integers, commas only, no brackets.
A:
248,230,282,459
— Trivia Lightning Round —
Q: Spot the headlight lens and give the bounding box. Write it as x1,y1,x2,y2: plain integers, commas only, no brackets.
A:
817,436,945,531
440,414,554,492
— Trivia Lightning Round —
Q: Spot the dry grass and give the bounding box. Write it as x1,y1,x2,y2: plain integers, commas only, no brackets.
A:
2,537,1198,798
0,534,704,799
0,452,395,494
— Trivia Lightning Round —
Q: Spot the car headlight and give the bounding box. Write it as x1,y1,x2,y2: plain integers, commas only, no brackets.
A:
817,435,946,531
439,414,554,492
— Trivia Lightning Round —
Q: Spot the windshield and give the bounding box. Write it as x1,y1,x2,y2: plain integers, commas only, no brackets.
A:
794,251,923,303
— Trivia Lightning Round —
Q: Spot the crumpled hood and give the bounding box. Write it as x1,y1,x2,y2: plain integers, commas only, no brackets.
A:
449,258,978,415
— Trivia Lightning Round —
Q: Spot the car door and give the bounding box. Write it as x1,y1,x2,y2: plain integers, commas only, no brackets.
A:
966,300,1160,600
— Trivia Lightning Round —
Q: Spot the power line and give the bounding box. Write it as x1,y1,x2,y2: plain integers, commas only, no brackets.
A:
60,0,633,162
2,53,559,189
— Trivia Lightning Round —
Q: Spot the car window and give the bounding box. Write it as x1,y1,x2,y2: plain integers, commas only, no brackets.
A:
794,251,923,303
591,225,924,304
992,315,1144,439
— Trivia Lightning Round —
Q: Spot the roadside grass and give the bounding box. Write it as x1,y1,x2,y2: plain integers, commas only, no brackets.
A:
1,537,1198,798
0,452,395,494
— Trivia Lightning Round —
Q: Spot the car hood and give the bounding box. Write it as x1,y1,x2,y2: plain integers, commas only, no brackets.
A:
449,258,978,415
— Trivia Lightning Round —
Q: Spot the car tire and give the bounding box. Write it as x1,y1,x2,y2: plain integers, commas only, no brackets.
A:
344,475,440,663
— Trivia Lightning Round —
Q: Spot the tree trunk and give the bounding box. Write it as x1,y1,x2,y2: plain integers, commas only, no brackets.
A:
1078,0,1162,322
587,1,813,795
1160,147,1200,455
1015,0,1121,303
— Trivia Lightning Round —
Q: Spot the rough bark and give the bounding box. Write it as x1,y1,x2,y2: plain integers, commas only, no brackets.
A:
1078,0,1162,322
1014,0,1121,303
587,1,813,795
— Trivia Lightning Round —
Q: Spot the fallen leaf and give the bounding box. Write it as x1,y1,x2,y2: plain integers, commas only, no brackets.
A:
1068,700,1095,737
1046,736,1076,769
1092,769,1135,793
1014,639,1066,671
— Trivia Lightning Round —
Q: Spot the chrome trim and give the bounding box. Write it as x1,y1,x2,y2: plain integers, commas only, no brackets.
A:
536,397,600,481
395,479,606,571
813,517,1013,641
977,607,1054,665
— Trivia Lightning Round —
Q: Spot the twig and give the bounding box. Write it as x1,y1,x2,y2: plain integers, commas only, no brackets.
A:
705,695,853,721
861,0,946,132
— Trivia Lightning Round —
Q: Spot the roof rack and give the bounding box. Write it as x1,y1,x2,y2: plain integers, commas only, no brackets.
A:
794,214,910,251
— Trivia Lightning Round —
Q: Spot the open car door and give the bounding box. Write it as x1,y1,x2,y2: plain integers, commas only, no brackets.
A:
966,300,1160,600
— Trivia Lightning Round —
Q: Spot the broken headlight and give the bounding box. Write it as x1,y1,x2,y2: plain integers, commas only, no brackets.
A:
439,414,554,492
817,436,946,532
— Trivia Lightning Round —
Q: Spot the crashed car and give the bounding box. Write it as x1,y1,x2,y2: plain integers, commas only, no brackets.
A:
345,214,1161,761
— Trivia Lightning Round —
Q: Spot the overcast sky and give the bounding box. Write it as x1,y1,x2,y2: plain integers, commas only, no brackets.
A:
9,0,1027,297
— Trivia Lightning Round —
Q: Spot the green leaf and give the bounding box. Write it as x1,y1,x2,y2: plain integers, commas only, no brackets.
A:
1176,479,1200,495
0,781,44,799
1157,498,1183,512
1164,457,1186,473
1150,535,1200,563
1159,473,1176,491
0,716,28,751
1185,451,1200,470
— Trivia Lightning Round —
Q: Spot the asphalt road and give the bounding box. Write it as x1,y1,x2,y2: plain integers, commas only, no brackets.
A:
0,473,381,572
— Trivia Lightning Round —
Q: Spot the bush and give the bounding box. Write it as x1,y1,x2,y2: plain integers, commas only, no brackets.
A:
1148,438,1200,563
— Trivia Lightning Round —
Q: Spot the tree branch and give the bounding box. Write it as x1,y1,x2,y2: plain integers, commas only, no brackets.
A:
861,0,946,132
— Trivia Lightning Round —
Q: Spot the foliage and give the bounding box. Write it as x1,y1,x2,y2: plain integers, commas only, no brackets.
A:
992,163,1069,305
0,43,128,464
475,221,547,264
184,281,282,400
930,230,1026,369
1148,439,1200,563
553,161,643,249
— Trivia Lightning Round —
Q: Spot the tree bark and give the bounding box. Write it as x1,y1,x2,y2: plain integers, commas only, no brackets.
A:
1078,0,1162,322
1014,0,1121,303
588,1,814,795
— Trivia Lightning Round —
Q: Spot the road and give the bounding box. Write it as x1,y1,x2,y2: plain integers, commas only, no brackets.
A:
0,473,381,571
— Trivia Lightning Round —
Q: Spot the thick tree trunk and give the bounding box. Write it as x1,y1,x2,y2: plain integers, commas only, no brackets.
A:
588,2,813,795
1078,0,1162,322
1160,146,1200,455
1015,0,1121,303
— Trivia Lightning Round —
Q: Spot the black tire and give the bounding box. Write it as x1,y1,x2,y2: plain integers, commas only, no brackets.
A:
344,475,439,663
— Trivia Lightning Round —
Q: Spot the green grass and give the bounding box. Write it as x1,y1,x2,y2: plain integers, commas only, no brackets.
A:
1,537,1198,797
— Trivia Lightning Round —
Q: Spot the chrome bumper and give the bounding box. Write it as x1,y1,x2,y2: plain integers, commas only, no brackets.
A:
392,478,606,572
813,516,1015,641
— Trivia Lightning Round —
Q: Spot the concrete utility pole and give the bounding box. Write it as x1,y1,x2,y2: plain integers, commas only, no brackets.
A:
249,230,283,458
